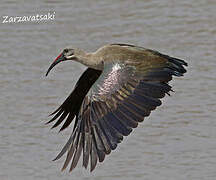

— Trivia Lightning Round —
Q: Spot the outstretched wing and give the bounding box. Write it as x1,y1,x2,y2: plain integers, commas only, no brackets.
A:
46,68,101,131
51,52,187,172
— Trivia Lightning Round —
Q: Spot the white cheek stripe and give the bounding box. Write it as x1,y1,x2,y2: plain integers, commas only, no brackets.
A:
67,55,75,59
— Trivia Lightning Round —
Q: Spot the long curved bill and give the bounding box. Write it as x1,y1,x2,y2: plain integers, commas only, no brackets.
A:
46,53,65,76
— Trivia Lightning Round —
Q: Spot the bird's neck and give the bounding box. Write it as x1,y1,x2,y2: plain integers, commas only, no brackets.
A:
75,51,103,70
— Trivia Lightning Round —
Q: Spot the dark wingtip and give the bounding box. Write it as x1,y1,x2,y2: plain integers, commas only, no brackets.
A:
49,108,61,116
51,122,59,129
52,157,58,162
58,125,67,132
61,166,67,171
181,60,188,66
45,120,52,125
90,165,96,172
52,152,63,161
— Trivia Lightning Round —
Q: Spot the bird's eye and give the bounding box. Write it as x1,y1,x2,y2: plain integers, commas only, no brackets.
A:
64,49,69,53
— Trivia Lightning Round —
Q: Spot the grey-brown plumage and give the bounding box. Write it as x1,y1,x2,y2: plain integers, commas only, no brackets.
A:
46,43,188,172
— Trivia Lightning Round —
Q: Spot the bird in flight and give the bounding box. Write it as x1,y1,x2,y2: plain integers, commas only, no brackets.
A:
46,43,187,172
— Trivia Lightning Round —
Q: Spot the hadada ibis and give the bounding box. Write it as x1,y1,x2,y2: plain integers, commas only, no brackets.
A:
46,43,188,172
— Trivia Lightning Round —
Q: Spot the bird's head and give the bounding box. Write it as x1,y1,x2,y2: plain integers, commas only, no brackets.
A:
46,48,79,76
